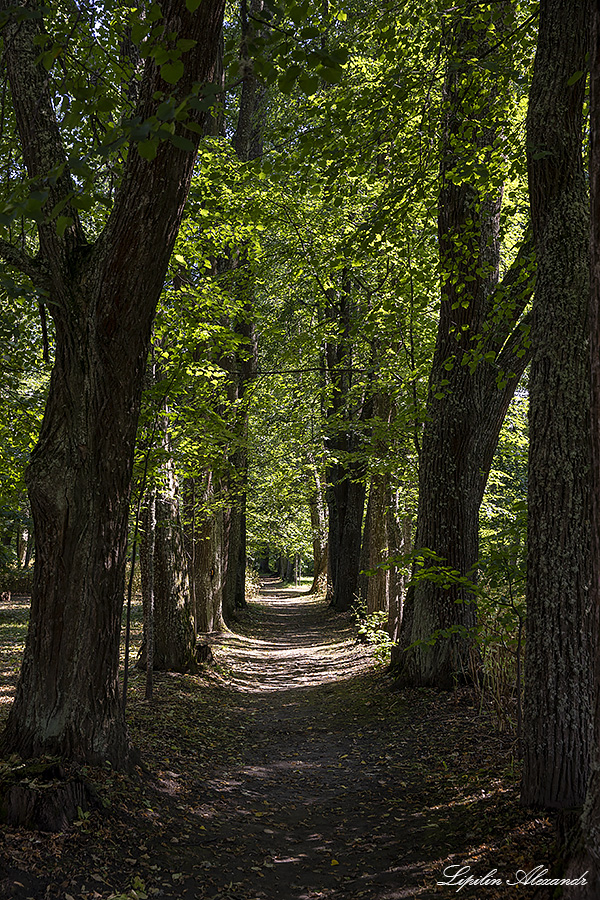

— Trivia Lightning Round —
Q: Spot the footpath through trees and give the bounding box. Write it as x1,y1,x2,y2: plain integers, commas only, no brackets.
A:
1,584,552,899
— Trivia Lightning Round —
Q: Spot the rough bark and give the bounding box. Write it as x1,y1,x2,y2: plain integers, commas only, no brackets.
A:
190,474,225,634
220,299,257,622
219,3,264,620
397,8,534,688
0,0,225,767
138,455,198,674
388,495,412,649
151,482,198,673
357,486,373,607
142,489,156,701
0,761,97,832
233,0,266,162
358,476,389,614
308,464,328,594
520,0,592,811
564,4,600,889
324,275,370,612
366,478,389,615
327,465,366,611
256,546,270,574
222,498,244,620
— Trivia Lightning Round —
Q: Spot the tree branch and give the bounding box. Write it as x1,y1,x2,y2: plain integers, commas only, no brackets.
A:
0,238,49,290
486,228,536,352
98,0,225,332
0,0,85,258
495,308,532,375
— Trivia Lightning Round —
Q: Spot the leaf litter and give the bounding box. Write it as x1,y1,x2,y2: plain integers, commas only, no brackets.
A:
0,583,555,899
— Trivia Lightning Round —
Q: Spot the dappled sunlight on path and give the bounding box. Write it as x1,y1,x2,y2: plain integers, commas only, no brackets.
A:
171,580,545,900
0,581,553,900
208,580,372,693
184,582,443,899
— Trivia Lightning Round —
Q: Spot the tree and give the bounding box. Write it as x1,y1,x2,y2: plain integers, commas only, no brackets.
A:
520,0,592,810
137,385,199,675
323,276,371,611
0,0,225,767
0,289,47,577
564,3,600,891
397,2,535,688
307,460,328,594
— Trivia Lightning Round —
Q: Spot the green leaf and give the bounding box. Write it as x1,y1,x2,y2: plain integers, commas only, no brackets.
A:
169,133,195,152
177,38,197,52
157,100,176,120
41,46,61,70
71,195,94,212
298,72,319,96
147,3,163,22
567,70,584,86
186,0,203,11
160,60,184,85
131,21,149,44
56,215,73,237
318,66,343,84
289,3,308,25
278,65,303,94
96,95,116,113
138,140,159,160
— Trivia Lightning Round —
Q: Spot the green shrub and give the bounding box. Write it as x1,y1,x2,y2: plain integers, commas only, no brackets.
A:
352,601,394,665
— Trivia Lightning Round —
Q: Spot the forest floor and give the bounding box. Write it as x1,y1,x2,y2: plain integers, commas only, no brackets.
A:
0,580,560,900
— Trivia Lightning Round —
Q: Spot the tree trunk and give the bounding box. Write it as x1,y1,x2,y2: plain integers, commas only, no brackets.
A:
521,0,592,811
564,5,600,890
308,464,328,595
324,274,370,612
151,482,198,673
196,506,225,633
222,499,244,620
217,0,265,621
257,546,270,574
0,0,225,767
285,556,294,583
138,452,198,674
23,527,32,570
388,495,412,650
360,475,390,614
397,8,534,688
327,463,366,611
143,490,156,701
357,485,373,607
190,474,225,634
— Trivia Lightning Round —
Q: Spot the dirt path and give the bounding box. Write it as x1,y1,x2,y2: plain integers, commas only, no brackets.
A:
0,583,554,900
136,582,553,900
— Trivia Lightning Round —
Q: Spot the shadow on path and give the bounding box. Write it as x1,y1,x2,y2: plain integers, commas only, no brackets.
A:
208,580,369,693
0,583,553,900
153,581,551,900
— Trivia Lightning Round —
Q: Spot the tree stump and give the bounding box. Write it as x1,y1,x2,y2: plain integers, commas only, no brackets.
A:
0,760,97,832
196,642,215,665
